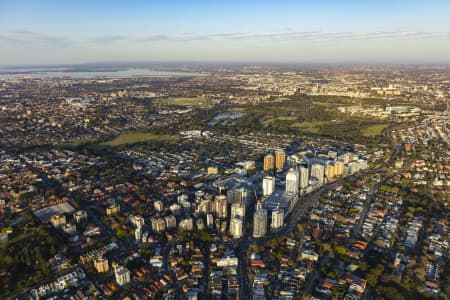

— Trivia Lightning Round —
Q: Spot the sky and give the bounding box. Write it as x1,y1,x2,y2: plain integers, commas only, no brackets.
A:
1,0,450,65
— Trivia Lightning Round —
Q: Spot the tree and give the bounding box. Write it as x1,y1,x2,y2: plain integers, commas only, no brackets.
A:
367,264,384,287
381,286,405,300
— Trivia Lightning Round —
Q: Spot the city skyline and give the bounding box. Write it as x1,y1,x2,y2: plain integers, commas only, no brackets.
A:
1,0,450,65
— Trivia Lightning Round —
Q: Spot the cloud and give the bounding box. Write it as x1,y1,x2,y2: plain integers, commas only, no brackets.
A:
0,29,448,49
0,30,70,47
89,35,128,44
134,34,169,42
130,30,447,42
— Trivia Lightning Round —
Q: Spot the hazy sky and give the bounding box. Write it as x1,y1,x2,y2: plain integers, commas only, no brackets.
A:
1,0,450,65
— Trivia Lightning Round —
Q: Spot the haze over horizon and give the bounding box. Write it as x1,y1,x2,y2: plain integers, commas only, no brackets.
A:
1,0,450,65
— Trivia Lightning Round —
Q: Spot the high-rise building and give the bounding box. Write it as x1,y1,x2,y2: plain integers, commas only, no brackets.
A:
135,226,142,241
231,202,245,221
198,198,212,214
154,200,164,212
262,176,275,197
325,163,336,180
131,215,145,228
206,213,214,228
93,256,109,273
230,218,243,239
335,161,345,176
253,203,267,238
263,154,275,172
106,204,120,216
232,187,249,206
311,163,325,181
151,217,166,233
275,149,286,172
213,195,228,219
164,215,177,230
271,209,284,230
178,217,194,231
73,210,87,224
285,168,299,194
50,214,66,228
299,166,309,189
114,264,131,286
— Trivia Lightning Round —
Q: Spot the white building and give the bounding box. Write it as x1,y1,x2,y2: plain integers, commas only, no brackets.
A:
311,163,325,182
114,265,131,286
73,210,87,224
262,176,275,196
230,218,243,239
299,166,309,189
206,213,214,228
285,168,299,195
271,209,284,230
151,217,166,233
179,217,194,231
154,201,164,212
131,215,145,228
231,202,245,220
164,215,177,230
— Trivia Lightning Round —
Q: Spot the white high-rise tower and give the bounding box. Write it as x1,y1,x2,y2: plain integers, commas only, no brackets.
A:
262,176,275,196
285,168,299,194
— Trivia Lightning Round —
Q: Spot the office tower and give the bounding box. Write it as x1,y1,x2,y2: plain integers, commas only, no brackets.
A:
285,168,299,194
50,214,66,228
135,226,142,241
164,215,177,230
151,217,166,233
213,195,228,219
299,166,309,189
93,256,109,273
262,176,275,196
114,264,131,286
230,217,243,239
263,154,274,172
154,200,164,212
335,161,345,176
311,163,325,181
275,149,286,172
131,215,145,228
325,162,336,180
231,202,245,220
206,213,214,228
231,187,249,206
271,209,284,230
73,210,87,224
198,198,212,214
179,217,194,231
253,203,268,238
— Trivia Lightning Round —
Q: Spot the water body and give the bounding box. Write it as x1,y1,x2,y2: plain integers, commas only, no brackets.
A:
213,112,245,120
0,68,206,80
208,112,245,126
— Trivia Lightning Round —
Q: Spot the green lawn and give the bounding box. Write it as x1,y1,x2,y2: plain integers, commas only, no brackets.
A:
153,97,212,106
261,116,297,126
361,124,389,137
102,132,174,146
61,137,100,147
290,121,328,128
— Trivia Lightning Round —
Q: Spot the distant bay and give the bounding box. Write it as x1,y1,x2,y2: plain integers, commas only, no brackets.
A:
0,68,206,80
